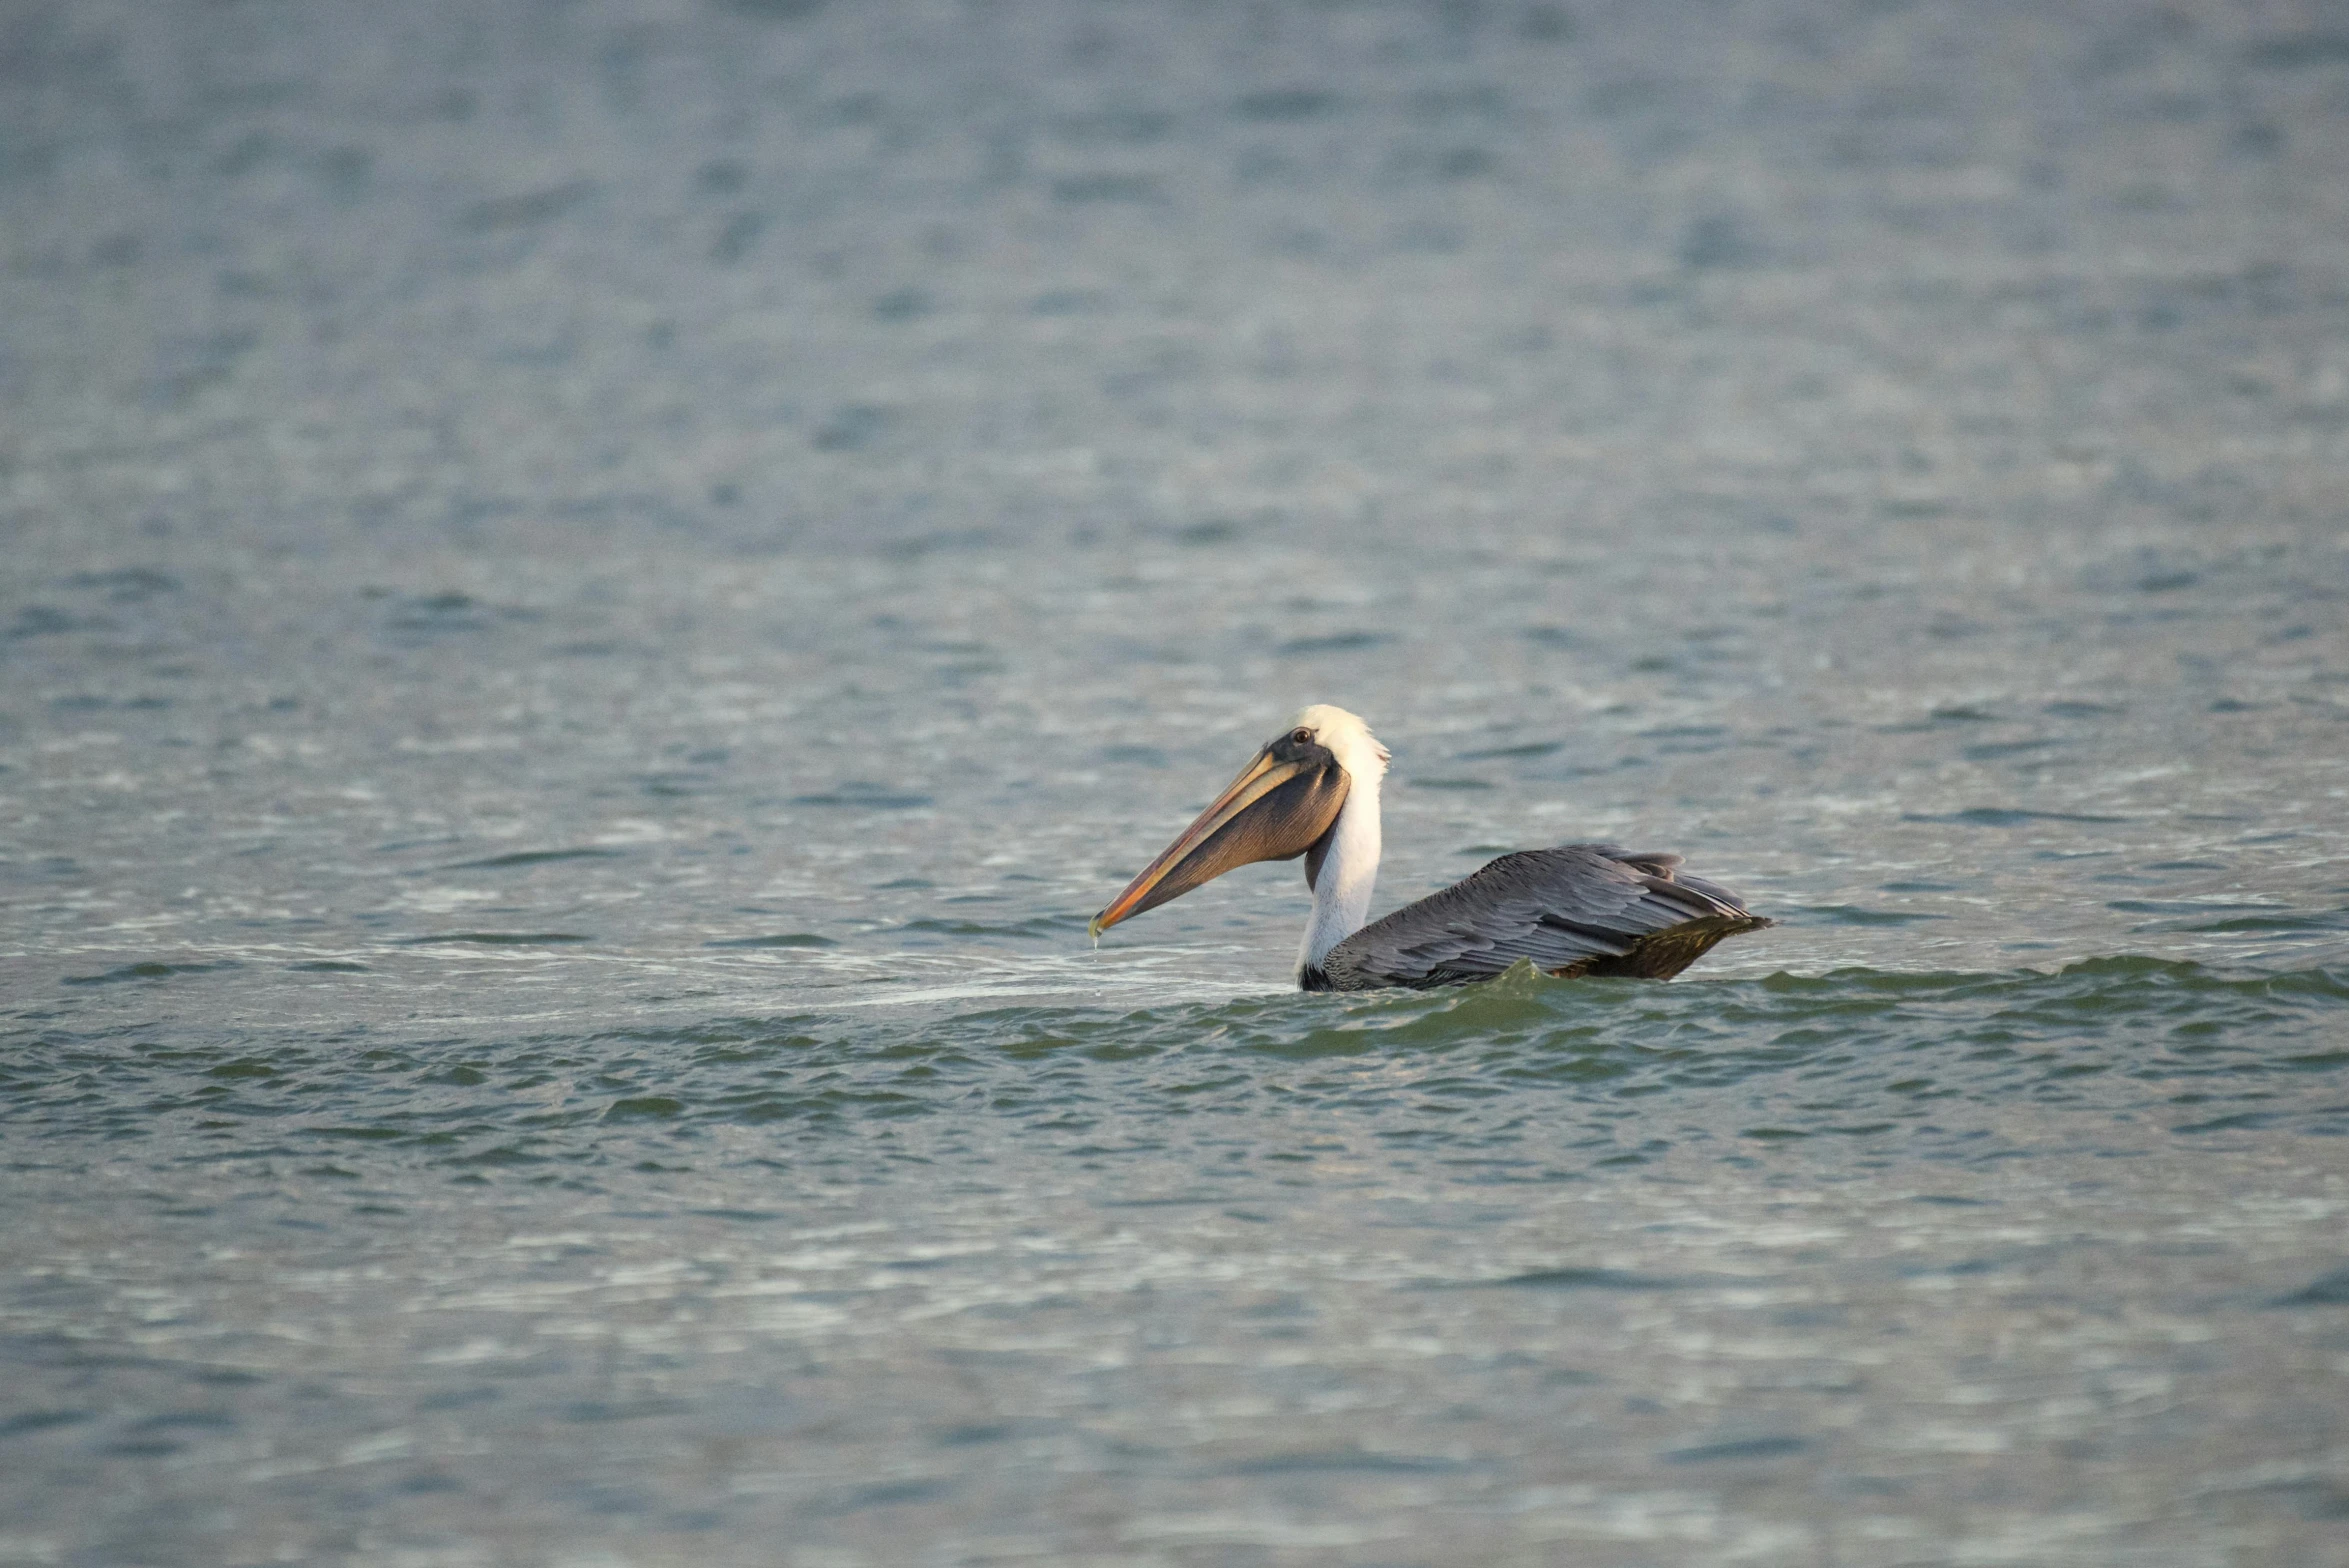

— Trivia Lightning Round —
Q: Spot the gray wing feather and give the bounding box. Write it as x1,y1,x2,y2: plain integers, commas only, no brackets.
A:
1320,844,1767,990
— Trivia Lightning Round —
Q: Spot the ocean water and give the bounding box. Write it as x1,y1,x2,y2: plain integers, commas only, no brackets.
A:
4,1,2348,1563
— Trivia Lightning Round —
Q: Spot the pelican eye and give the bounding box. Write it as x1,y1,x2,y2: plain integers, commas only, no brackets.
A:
1290,727,1313,745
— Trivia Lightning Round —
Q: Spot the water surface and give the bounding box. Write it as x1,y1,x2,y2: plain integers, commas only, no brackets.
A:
4,1,2348,1563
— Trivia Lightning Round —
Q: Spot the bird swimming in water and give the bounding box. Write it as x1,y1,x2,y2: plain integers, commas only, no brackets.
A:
1089,705,1768,991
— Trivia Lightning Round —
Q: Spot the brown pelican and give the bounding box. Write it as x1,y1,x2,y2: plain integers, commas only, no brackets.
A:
1089,705,1768,990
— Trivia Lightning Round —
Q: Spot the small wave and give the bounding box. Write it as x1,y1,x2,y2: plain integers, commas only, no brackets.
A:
900,915,1090,941
438,847,624,871
2181,914,2346,934
2269,1266,2349,1307
1457,740,1563,760
1275,631,1394,656
61,960,239,986
1664,1435,1810,1464
401,932,591,946
1478,1266,1698,1292
1801,905,1948,926
790,787,934,810
1216,1448,1470,1477
603,1096,685,1121
1905,807,2128,826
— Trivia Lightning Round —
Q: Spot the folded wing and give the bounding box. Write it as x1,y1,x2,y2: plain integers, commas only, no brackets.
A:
1315,844,1768,991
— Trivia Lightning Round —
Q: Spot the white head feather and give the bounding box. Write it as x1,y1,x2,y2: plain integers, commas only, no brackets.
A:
1289,704,1390,782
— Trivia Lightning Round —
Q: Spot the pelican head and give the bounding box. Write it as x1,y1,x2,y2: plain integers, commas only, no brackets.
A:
1090,705,1388,940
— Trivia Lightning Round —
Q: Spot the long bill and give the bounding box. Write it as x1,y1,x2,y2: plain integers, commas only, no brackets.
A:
1090,747,1348,940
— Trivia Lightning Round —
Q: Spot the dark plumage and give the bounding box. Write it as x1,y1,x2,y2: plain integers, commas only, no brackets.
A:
1302,844,1769,992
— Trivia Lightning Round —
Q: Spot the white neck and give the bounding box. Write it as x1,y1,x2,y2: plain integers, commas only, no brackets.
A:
1298,769,1382,977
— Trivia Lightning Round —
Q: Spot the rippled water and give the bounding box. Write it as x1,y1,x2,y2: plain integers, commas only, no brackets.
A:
6,1,2349,1563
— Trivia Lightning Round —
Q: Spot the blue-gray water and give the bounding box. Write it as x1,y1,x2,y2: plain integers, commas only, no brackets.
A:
5,2,2348,1563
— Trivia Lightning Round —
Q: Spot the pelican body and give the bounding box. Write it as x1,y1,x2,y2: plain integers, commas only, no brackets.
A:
1089,706,1768,990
